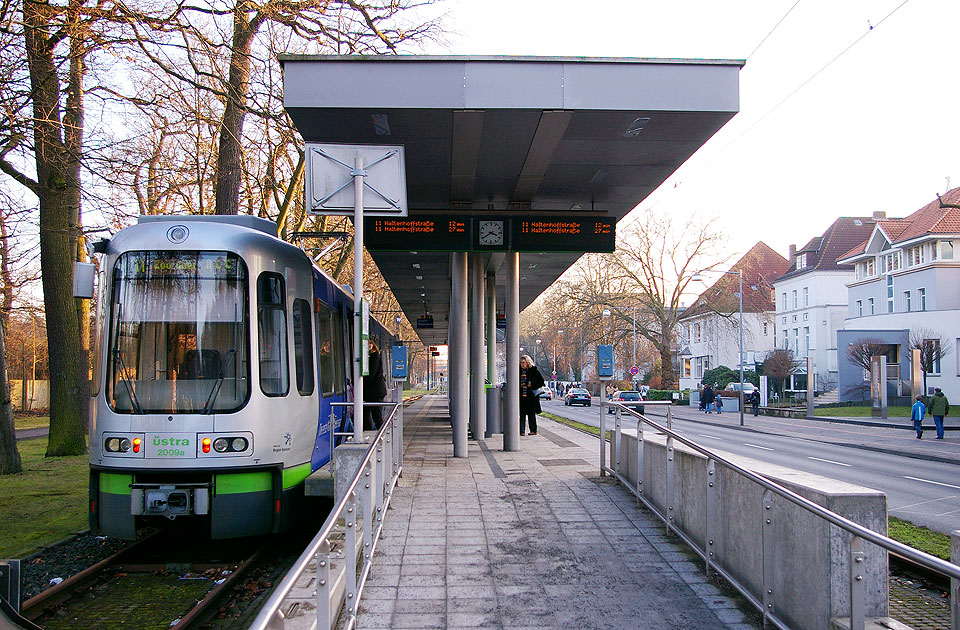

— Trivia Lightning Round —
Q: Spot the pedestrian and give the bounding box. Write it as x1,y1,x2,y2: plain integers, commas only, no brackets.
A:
927,387,950,440
715,394,724,414
519,354,545,436
911,394,926,439
605,382,615,400
751,389,761,416
702,384,716,414
363,339,388,431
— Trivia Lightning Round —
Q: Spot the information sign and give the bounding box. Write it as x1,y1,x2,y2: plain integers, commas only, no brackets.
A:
365,215,470,251
512,217,615,252
597,345,614,379
391,345,408,379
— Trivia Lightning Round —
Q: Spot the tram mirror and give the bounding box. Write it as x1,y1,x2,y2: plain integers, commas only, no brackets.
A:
73,262,96,299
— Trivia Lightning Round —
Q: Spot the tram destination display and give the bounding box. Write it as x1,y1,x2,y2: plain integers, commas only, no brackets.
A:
366,215,615,252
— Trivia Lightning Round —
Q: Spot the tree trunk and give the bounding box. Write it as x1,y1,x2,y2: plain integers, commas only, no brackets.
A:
24,0,87,456
658,343,675,390
0,318,22,474
214,2,259,216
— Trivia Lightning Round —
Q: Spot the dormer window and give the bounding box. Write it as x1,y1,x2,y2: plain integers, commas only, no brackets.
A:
796,254,807,269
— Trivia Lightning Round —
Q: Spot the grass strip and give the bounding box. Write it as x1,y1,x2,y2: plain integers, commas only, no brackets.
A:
14,415,50,431
541,412,611,441
888,516,951,561
814,406,959,418
0,437,89,559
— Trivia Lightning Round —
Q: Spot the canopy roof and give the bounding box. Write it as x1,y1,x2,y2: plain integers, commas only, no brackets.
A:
281,55,742,345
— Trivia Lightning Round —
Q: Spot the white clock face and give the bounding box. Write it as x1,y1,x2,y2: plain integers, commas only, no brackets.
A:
478,221,504,245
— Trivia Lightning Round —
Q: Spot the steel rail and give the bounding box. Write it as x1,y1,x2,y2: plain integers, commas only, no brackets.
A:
249,396,403,630
599,399,960,629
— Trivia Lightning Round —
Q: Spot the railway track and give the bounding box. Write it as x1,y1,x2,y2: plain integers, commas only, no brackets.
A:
19,532,277,630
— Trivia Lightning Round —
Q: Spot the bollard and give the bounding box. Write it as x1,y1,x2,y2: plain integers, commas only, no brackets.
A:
486,385,502,437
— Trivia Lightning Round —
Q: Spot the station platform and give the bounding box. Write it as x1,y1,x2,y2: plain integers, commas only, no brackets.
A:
353,395,758,629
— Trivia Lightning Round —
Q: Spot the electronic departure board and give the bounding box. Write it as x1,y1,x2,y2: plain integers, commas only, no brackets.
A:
512,218,615,252
365,215,470,251
365,215,615,252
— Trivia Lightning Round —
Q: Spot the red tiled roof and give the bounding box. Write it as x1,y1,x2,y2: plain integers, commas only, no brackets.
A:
681,242,789,319
837,187,960,260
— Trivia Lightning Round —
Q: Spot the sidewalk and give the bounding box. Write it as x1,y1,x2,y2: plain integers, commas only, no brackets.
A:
355,395,758,629
641,404,960,466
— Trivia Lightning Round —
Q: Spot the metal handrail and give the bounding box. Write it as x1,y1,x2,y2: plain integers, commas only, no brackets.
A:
598,399,960,629
249,392,404,630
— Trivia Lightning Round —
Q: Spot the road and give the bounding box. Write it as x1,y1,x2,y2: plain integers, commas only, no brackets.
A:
542,397,960,535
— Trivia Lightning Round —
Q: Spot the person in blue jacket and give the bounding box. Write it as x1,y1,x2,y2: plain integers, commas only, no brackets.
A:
911,394,926,439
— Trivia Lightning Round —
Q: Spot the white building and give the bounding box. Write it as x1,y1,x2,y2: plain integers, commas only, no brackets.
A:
772,216,878,391
836,189,960,401
678,242,787,390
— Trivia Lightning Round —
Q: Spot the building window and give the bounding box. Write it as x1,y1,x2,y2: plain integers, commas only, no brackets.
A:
683,358,691,378
793,328,799,353
796,254,807,269
866,259,875,276
695,323,701,343
919,288,926,311
869,298,875,315
887,275,894,313
803,312,809,321
956,339,960,376
930,242,938,261
803,287,809,306
804,327,810,356
904,290,911,312
782,317,787,324
792,315,797,322
923,339,941,375
782,329,788,349
781,292,786,311
942,240,954,259
792,290,797,309
763,322,768,336
856,300,862,317
907,246,925,266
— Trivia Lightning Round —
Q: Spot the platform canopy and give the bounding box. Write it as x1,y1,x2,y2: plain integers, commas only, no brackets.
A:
281,55,742,345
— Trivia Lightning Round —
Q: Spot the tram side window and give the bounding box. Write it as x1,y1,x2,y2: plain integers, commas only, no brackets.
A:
293,298,315,396
332,308,346,395
316,303,334,396
258,273,289,396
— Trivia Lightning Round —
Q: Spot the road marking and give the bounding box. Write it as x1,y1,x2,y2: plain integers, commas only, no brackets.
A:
743,443,774,451
903,476,960,490
698,434,723,440
807,456,851,467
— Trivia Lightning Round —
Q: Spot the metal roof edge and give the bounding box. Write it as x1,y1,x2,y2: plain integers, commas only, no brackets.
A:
278,54,746,68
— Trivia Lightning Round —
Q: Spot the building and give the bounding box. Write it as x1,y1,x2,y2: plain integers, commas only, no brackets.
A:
772,216,878,392
836,188,960,401
678,242,788,390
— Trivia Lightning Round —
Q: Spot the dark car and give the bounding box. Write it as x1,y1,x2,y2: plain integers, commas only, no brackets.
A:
564,388,592,407
608,390,644,414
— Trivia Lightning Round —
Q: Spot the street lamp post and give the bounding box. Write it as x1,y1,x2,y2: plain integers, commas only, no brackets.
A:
602,306,637,382
693,270,745,426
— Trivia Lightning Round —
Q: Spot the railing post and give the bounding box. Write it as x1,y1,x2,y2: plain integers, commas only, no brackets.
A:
362,462,373,561
375,440,385,531
344,492,358,618
316,539,331,630
849,535,865,630
706,458,718,574
635,418,643,497
599,400,607,476
762,489,775,627
384,420,393,495
667,404,673,432
666,433,675,532
614,406,622,476
396,390,404,470
951,530,959,629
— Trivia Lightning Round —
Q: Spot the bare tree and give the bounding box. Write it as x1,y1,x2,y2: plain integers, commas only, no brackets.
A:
910,328,952,397
762,348,801,397
844,338,890,375
0,317,21,474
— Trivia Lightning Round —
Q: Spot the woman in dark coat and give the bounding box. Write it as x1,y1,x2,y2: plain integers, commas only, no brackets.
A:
519,354,545,436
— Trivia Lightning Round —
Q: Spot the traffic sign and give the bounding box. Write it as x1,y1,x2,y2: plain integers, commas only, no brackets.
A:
630,366,640,376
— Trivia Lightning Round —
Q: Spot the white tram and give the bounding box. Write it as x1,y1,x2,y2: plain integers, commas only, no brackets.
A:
87,215,392,539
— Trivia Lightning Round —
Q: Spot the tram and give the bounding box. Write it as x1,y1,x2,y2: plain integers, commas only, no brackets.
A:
85,214,392,539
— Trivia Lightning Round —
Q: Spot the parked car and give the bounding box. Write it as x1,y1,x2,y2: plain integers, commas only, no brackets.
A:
564,388,592,407
724,382,757,396
608,390,644,414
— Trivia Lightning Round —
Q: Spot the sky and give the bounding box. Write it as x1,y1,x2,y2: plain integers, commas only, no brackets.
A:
420,0,960,265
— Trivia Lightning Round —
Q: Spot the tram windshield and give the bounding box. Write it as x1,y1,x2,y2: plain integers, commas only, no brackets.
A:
107,251,250,414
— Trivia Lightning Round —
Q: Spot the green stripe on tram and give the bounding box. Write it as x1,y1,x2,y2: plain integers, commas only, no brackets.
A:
282,463,312,489
216,471,272,495
100,473,134,495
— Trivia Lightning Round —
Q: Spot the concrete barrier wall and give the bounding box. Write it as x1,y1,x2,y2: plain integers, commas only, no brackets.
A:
612,430,888,629
10,380,50,411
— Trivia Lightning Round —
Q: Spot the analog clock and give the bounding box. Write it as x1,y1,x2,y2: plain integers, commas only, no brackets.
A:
478,220,504,246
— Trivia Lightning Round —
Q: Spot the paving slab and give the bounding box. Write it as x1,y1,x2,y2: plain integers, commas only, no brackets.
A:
349,394,759,629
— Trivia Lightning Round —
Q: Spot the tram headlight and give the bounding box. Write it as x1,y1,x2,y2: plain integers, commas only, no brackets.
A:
118,438,131,453
132,437,142,453
231,437,248,452
202,437,212,454
213,438,229,453
104,437,120,452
